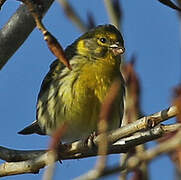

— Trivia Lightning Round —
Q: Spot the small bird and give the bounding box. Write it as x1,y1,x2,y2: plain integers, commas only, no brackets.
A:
18,24,125,143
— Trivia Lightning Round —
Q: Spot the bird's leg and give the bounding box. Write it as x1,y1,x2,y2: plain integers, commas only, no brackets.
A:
55,141,69,163
83,131,97,149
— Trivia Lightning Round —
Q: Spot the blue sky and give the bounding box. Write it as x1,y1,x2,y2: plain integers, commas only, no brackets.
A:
0,0,180,179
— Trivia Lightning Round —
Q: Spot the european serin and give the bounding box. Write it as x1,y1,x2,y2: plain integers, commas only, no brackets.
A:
18,24,125,143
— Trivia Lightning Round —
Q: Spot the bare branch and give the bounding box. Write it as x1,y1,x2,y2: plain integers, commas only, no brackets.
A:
0,151,55,177
0,106,178,177
0,146,45,162
0,0,54,70
77,129,181,179
0,123,180,177
0,106,178,162
96,105,178,144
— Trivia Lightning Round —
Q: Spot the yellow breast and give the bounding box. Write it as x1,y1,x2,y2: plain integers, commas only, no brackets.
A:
55,55,124,142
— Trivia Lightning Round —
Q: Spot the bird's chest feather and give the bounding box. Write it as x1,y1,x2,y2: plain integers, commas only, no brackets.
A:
69,60,119,117
76,57,121,101
55,58,122,142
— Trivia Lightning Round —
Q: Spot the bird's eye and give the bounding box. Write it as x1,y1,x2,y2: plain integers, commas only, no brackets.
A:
100,37,107,43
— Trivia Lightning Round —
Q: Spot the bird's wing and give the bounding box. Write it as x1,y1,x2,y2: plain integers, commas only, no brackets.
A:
38,42,77,99
37,60,65,99
18,120,45,135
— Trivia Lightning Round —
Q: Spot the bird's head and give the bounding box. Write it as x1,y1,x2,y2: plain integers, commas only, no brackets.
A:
66,24,125,61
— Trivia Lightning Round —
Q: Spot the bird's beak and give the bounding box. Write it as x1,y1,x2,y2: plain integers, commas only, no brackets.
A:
110,44,125,56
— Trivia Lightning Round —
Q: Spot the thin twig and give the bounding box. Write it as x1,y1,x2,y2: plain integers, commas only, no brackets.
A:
0,0,6,10
104,0,120,29
93,80,121,178
121,60,148,180
42,122,67,180
21,0,71,70
42,151,57,180
0,0,54,70
58,0,88,32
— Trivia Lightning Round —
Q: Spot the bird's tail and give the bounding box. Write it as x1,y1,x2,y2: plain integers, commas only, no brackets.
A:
18,120,45,135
